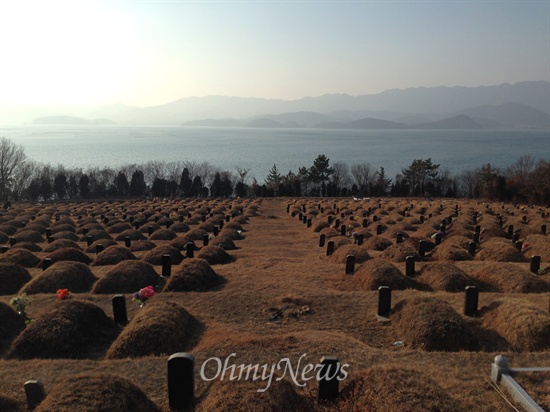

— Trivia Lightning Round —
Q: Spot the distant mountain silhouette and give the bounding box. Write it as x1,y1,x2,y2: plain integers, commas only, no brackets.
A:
32,116,115,125
409,114,482,130
452,102,550,129
7,81,549,129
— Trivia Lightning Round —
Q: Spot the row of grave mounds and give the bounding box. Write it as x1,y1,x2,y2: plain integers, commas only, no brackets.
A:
335,257,550,294
291,198,549,275
0,197,259,247
0,253,227,296
0,364,468,412
3,296,202,361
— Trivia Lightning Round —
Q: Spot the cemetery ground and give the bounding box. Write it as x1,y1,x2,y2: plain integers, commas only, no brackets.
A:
0,196,549,411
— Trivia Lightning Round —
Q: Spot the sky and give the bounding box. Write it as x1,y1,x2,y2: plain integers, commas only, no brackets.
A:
0,0,549,108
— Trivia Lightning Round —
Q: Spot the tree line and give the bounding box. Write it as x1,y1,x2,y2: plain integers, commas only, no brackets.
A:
0,137,548,205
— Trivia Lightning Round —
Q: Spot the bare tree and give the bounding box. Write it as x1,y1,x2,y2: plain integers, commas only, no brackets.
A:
331,161,351,189
0,137,27,201
459,169,478,198
351,163,374,193
235,166,250,184
506,154,536,180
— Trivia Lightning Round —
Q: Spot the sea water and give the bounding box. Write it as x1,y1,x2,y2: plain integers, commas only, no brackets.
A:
0,124,548,182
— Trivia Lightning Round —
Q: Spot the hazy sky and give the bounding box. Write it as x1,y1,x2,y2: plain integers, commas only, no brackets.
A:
0,0,548,107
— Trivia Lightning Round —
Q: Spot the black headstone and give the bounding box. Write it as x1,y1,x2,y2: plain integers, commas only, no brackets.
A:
468,241,476,256
186,242,194,258
326,240,335,256
318,356,341,401
345,255,355,275
125,237,131,248
168,353,195,410
112,294,128,324
405,256,415,276
378,286,391,317
464,286,479,317
162,254,172,277
530,255,541,274
319,234,326,248
24,380,45,411
42,258,52,271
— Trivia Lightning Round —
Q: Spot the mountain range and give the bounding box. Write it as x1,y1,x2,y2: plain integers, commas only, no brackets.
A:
2,81,549,129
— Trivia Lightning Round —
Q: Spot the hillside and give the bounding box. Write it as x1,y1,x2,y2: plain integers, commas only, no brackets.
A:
0,197,548,411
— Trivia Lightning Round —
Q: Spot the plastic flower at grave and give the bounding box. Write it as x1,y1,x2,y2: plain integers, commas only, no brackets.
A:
56,288,71,301
10,293,32,315
132,285,156,307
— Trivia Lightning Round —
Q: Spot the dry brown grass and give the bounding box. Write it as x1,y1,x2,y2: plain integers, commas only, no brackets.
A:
20,261,97,294
196,245,235,265
163,258,225,292
7,300,120,360
0,198,548,411
0,263,31,295
392,296,479,351
0,248,41,268
35,374,161,412
91,260,160,294
481,299,550,351
336,365,465,411
92,245,137,266
469,262,550,293
106,301,190,359
352,258,414,291
417,262,481,292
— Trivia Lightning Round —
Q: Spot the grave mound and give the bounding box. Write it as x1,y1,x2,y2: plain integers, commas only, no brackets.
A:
198,221,217,232
43,239,82,252
186,228,209,241
143,245,185,265
23,223,47,233
319,227,340,238
197,245,235,264
106,222,132,234
128,239,157,251
475,240,528,262
218,228,244,240
0,231,9,244
0,302,26,352
163,258,225,292
0,249,41,268
13,230,44,243
11,241,42,252
482,299,550,351
0,262,31,294
169,235,196,250
312,220,331,232
149,228,177,240
42,247,92,267
199,378,309,412
91,260,160,294
169,222,190,233
20,262,97,294
432,243,473,261
209,235,237,250
0,224,17,235
338,366,464,412
80,229,112,242
393,297,478,351
84,239,118,253
115,229,147,241
353,258,413,291
470,262,550,293
35,374,161,412
106,301,190,358
50,223,76,234
93,246,137,266
224,221,245,232
417,262,480,292
523,234,550,260
331,244,371,264
8,300,120,359
0,392,23,412
380,243,419,262
364,236,393,251
442,235,471,248
50,231,80,242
